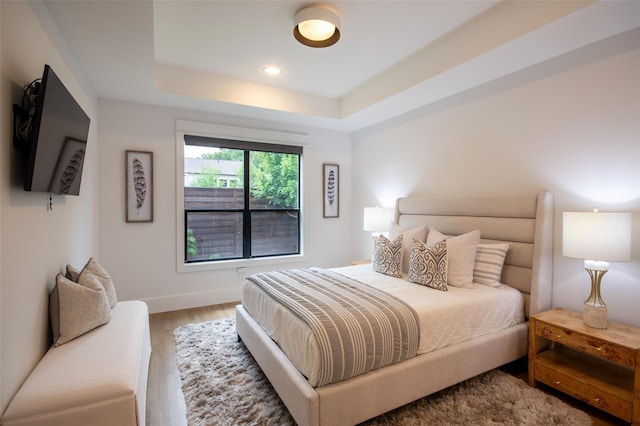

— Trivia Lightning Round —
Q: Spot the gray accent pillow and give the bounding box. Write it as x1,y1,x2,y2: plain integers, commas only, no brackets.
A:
50,273,111,347
408,239,448,291
372,234,403,278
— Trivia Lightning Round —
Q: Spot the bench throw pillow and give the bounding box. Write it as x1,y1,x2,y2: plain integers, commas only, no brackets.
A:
50,273,111,346
67,258,118,308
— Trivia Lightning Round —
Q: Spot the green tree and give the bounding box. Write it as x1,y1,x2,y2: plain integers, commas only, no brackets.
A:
250,152,298,208
188,149,299,208
201,150,243,161
186,229,198,257
192,164,221,187
191,150,243,188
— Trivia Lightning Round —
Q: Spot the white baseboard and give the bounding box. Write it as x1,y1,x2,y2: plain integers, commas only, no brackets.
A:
142,287,242,314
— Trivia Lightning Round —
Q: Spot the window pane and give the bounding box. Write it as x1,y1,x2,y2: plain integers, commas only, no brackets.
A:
251,211,299,257
184,146,244,209
249,151,299,209
186,212,243,261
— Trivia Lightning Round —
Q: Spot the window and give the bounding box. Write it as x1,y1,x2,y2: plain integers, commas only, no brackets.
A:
183,134,302,263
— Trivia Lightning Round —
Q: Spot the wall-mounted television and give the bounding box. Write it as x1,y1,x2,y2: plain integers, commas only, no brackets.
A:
13,64,90,196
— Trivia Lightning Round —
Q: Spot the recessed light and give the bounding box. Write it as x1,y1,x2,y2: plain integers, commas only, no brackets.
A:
263,66,282,76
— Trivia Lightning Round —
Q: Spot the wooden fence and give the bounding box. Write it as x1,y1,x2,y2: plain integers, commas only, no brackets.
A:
185,187,298,261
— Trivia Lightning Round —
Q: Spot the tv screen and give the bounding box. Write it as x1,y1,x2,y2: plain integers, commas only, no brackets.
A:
20,64,90,195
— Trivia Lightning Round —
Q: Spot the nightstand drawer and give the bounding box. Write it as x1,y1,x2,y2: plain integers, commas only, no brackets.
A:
535,321,636,367
535,361,633,421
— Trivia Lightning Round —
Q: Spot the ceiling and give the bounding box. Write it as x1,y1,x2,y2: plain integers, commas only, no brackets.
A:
43,1,640,132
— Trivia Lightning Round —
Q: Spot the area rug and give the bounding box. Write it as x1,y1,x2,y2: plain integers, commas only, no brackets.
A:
174,318,592,426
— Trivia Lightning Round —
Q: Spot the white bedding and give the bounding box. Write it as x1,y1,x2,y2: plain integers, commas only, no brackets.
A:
241,263,525,387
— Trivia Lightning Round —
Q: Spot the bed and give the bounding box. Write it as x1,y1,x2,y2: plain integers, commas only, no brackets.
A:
235,192,553,426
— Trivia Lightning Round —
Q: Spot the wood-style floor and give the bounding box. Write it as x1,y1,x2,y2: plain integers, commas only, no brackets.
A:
145,303,625,426
146,303,239,426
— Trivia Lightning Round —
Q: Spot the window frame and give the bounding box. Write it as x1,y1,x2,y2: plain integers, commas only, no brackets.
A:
176,120,308,272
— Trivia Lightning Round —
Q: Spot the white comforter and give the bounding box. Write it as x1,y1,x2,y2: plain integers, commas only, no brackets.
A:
241,263,525,387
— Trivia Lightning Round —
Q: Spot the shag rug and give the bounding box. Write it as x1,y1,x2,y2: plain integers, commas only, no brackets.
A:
174,318,592,426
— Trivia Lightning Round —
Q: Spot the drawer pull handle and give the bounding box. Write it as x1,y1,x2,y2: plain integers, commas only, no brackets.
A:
595,347,602,351
556,334,562,338
595,398,600,402
555,380,561,385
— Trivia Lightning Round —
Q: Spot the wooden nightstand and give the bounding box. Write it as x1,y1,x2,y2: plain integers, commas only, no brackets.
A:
528,308,640,424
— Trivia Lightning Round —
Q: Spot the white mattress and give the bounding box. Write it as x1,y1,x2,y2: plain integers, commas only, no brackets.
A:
241,264,525,387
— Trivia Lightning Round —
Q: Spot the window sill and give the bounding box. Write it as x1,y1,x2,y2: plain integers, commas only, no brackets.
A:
177,254,307,273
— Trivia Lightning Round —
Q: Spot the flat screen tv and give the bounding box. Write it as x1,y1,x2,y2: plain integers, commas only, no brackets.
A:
13,64,90,196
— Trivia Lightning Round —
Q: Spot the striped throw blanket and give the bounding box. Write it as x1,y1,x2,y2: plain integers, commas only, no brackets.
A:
246,268,420,387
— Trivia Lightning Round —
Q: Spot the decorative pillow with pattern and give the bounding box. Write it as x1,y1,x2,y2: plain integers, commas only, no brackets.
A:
408,239,448,291
426,228,480,288
372,234,403,278
50,273,111,347
389,223,428,273
473,243,510,286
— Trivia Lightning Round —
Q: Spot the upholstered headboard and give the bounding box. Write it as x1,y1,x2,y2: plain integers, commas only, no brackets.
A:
395,192,553,317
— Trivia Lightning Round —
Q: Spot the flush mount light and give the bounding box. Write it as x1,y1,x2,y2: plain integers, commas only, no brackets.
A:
293,6,340,48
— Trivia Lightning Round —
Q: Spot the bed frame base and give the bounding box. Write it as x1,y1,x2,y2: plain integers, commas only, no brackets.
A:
236,305,528,426
236,191,553,425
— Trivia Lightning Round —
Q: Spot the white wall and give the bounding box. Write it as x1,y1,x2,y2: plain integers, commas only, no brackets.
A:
351,28,640,327
0,1,99,413
97,99,352,313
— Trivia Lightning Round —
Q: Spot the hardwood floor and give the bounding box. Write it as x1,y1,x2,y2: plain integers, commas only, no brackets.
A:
146,303,239,426
146,304,626,426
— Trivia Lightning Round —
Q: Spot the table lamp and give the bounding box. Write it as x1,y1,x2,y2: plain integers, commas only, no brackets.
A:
562,209,631,329
363,207,393,237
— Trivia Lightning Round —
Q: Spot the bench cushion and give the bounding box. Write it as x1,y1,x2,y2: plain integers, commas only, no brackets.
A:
1,301,151,426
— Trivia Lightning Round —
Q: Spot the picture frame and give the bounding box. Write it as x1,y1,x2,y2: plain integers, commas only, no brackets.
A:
48,137,87,195
126,150,153,223
323,163,339,218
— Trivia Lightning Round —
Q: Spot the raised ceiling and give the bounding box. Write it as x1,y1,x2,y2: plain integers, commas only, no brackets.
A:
43,1,640,131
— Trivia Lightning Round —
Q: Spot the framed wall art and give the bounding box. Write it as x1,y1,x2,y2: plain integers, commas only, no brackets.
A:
323,163,339,218
48,137,86,195
125,150,153,223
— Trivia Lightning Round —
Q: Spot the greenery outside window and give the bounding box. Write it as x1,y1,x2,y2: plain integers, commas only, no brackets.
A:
183,134,302,263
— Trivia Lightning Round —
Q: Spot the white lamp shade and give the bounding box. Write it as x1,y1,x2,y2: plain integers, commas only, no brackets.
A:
363,207,393,232
562,211,631,262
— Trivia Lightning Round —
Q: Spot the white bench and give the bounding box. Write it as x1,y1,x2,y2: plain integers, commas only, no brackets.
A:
1,301,151,426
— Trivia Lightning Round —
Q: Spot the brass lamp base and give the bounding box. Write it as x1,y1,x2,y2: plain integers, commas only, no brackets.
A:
583,304,607,329
582,261,609,329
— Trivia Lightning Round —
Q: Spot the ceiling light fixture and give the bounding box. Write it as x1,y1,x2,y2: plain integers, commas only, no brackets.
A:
293,6,340,48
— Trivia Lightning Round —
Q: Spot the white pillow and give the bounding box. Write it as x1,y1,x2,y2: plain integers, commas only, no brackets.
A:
388,223,428,273
426,228,480,288
408,239,448,291
372,234,403,278
473,243,510,286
